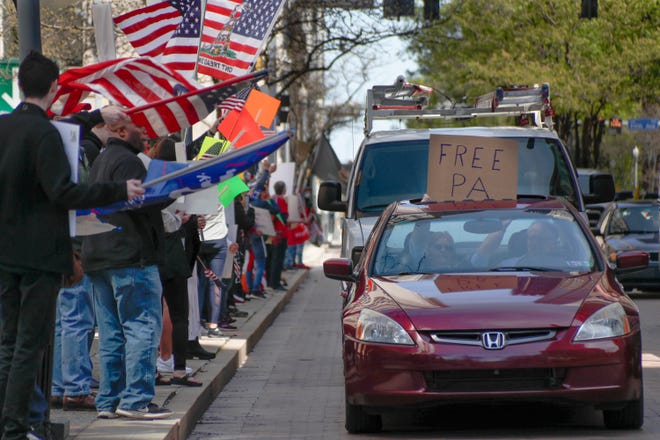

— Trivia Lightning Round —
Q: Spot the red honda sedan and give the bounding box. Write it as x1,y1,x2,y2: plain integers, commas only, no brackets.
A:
324,197,647,434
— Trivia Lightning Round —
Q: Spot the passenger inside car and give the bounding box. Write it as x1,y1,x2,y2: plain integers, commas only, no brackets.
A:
418,231,464,272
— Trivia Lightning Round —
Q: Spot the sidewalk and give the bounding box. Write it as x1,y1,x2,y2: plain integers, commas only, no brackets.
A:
48,252,319,440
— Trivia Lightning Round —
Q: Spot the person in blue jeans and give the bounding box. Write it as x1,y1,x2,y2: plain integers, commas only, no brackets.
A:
50,275,96,411
81,119,172,420
197,205,229,338
0,52,143,440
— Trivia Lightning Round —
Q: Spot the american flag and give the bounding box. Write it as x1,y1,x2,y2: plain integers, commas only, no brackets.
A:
218,86,251,117
50,57,268,138
197,0,285,80
114,0,243,77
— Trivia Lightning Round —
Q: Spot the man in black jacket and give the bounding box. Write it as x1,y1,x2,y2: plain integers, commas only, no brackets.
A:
81,118,172,420
0,51,143,440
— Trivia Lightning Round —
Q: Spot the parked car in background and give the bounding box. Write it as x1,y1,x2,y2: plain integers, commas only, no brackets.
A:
592,199,660,291
324,196,647,433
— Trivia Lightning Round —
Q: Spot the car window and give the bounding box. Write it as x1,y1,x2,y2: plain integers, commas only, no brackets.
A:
609,206,659,234
355,137,576,215
373,208,595,275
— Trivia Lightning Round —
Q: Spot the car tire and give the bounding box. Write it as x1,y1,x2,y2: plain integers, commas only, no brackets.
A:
603,395,644,429
345,398,382,433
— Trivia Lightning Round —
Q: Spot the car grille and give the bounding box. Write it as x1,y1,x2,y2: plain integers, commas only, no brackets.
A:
423,368,567,392
429,329,557,348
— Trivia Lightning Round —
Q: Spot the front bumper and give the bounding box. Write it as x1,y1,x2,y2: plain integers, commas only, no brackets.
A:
344,329,642,410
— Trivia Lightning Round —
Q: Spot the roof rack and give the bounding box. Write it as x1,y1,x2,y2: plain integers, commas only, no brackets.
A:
364,77,554,135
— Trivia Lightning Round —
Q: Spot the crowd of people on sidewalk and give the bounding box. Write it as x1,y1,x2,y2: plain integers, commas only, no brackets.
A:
0,51,322,440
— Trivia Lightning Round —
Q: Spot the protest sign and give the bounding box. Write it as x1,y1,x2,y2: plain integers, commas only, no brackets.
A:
427,135,518,202
253,206,276,236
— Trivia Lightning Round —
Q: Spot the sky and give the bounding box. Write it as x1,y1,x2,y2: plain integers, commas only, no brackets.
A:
327,36,418,164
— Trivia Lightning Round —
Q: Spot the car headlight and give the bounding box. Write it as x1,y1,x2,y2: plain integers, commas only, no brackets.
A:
356,308,415,345
573,303,631,342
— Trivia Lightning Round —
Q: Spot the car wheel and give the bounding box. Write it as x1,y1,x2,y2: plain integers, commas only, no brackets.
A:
345,398,382,433
603,396,644,429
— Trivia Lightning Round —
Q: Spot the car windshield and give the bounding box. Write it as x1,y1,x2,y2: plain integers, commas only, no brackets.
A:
355,138,577,215
610,205,659,234
372,207,596,275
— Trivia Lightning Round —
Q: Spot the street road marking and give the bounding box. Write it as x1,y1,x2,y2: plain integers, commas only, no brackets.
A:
642,353,660,368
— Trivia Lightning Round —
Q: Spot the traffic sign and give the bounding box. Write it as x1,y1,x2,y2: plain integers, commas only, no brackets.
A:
0,59,20,113
627,118,659,131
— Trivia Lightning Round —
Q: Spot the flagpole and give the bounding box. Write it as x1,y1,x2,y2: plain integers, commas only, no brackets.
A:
125,69,269,116
194,0,208,81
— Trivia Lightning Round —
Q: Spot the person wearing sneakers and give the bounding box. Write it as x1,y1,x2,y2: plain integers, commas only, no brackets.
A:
0,52,144,438
148,137,202,387
197,205,230,338
81,118,172,420
49,108,117,412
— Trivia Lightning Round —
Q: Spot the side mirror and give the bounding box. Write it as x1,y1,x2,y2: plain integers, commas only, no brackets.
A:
583,174,615,204
614,250,649,273
317,181,347,212
323,258,355,282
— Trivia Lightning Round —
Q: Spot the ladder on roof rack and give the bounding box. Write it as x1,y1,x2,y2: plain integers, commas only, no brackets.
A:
364,77,554,135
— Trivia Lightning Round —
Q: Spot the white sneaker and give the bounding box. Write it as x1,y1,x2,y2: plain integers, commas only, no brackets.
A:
116,403,172,419
157,356,192,374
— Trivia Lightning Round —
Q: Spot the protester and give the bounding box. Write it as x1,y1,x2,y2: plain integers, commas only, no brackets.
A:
197,205,231,338
51,106,121,412
245,159,277,297
284,192,311,270
81,116,172,419
0,51,143,439
225,193,257,305
267,181,290,291
184,216,217,360
148,137,202,387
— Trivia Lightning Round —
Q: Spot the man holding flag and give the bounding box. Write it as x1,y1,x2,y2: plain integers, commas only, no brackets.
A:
81,118,172,420
0,51,144,439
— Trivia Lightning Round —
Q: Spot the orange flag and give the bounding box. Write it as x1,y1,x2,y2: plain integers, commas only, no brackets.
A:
218,109,264,149
244,89,281,128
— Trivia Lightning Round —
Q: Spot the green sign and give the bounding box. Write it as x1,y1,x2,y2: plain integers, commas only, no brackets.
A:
0,59,20,113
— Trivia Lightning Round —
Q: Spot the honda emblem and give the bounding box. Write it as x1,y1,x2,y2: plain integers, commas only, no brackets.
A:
481,332,506,350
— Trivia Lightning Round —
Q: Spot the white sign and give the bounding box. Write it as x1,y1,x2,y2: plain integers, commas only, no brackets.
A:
52,120,80,236
253,206,275,236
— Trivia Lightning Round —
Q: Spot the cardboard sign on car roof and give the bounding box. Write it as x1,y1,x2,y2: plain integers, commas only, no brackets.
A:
427,134,518,203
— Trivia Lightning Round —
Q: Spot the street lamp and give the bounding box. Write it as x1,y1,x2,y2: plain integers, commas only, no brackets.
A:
632,145,639,199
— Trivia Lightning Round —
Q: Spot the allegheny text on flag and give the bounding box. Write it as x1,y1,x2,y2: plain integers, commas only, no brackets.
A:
197,0,285,81
50,56,268,138
115,0,244,77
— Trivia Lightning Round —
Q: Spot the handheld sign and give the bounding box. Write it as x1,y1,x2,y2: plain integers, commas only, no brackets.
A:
427,135,518,202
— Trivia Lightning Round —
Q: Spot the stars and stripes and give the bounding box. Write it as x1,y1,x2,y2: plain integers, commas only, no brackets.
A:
113,1,182,58
218,86,251,117
114,0,243,77
197,0,285,80
50,57,268,138
159,0,203,74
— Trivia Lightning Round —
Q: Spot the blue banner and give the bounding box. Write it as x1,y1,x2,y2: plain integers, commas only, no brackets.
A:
92,130,292,214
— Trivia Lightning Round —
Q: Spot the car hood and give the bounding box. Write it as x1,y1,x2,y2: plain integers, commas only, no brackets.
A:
373,272,603,330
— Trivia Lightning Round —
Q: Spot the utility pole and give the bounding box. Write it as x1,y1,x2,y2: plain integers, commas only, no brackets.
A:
16,0,42,59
